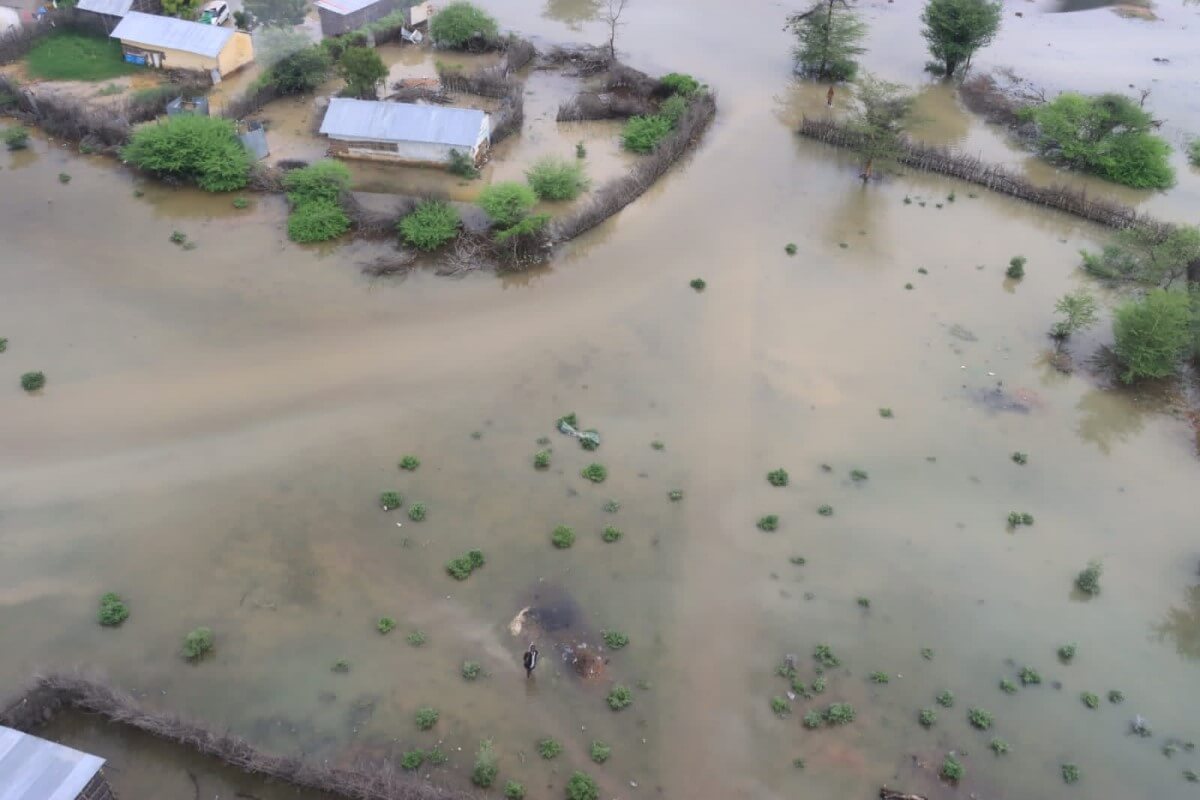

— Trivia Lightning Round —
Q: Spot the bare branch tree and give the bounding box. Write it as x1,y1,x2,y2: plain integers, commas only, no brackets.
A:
602,0,629,62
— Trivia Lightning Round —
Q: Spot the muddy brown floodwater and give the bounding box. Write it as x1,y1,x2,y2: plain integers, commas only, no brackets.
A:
3,1,1200,798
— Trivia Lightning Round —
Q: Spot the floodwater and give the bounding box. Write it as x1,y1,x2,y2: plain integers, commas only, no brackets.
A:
3,1,1200,799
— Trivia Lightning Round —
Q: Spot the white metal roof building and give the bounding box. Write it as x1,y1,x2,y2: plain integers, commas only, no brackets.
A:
0,726,112,800
109,11,254,78
75,0,134,18
319,98,491,165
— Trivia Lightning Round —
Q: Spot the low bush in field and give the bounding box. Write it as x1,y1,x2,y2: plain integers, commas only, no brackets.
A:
287,199,350,243
123,115,250,192
479,182,537,227
283,160,351,205
526,157,589,200
399,201,461,250
621,114,673,153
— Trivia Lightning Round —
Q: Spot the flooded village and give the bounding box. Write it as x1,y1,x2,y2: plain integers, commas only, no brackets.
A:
2,0,1200,799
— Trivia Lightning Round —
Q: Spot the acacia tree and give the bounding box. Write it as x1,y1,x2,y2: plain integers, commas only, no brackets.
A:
921,0,1002,78
845,73,915,182
337,46,387,99
787,0,867,82
1081,226,1200,290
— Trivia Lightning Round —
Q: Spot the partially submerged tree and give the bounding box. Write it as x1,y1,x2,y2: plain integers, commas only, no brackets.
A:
244,0,306,26
429,2,499,49
602,0,629,61
1112,289,1192,383
1051,291,1099,340
921,0,1002,78
787,0,867,82
844,73,916,181
1021,93,1174,189
337,46,387,99
1081,225,1200,290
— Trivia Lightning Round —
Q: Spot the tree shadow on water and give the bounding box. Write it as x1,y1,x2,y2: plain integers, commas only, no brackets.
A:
1152,584,1200,661
1073,386,1149,455
543,0,602,29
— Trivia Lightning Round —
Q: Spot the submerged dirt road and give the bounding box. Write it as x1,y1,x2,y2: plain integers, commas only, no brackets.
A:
3,1,1200,798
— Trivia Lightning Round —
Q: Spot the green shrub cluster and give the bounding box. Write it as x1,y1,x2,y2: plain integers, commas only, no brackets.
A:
414,706,439,730
447,549,485,580
21,371,45,392
4,126,29,150
429,2,498,48
182,627,214,660
281,160,352,243
472,739,498,787
621,113,673,154
565,771,599,800
287,200,350,243
1022,92,1175,189
1112,289,1192,383
526,157,590,200
537,737,562,759
602,630,629,649
399,200,461,250
660,72,699,97
581,463,607,483
269,46,331,94
479,182,537,227
123,115,250,192
1190,139,1200,167
551,525,576,548
606,685,633,710
589,740,611,763
97,593,130,626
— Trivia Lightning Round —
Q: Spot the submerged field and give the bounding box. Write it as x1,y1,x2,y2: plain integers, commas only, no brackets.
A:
2,1,1200,798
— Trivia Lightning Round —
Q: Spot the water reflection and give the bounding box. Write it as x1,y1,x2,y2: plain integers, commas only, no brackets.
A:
6,146,40,171
1153,583,1200,660
543,0,602,29
1074,386,1148,453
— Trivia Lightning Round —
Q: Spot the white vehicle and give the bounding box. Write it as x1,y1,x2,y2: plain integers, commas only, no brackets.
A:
199,0,230,25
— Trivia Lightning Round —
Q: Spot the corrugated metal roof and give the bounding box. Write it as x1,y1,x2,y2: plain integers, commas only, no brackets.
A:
319,99,487,147
110,11,234,58
76,0,134,17
0,726,106,800
314,0,386,16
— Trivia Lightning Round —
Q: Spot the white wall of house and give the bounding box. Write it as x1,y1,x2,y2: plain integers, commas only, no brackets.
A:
330,114,491,165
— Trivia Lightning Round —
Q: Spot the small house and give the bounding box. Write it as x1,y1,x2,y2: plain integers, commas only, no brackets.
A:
319,98,491,165
0,725,114,800
75,0,160,32
109,11,253,81
314,0,400,37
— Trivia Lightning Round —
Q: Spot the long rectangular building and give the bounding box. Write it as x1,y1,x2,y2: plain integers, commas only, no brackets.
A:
319,98,491,165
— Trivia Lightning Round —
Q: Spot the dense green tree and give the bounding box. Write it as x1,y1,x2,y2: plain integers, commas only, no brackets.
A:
845,73,916,181
122,115,249,192
1112,289,1192,383
1081,225,1200,289
161,0,201,19
269,46,331,94
1051,292,1099,339
788,0,867,82
921,0,1002,77
478,182,537,227
245,0,306,26
429,2,499,48
337,46,387,99
1022,93,1174,189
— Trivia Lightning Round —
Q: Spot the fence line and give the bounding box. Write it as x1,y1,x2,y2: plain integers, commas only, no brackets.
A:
797,117,1170,236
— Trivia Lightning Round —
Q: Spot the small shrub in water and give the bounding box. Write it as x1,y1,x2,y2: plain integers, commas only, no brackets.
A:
919,708,936,728
936,690,955,708
940,754,964,783
990,738,1009,755
413,706,439,730
825,703,855,725
790,556,807,565
850,469,868,482
603,630,629,649
399,200,460,250
869,671,888,684
581,463,607,483
621,113,673,153
1007,511,1033,528
287,200,350,243
814,644,840,668
399,455,420,471
999,678,1017,695
407,630,427,646
767,468,789,487
968,707,993,730
601,526,623,543
1081,691,1100,709
407,502,426,521
534,449,551,469
380,491,401,511
785,243,798,255
757,515,779,532
462,660,482,680
472,739,498,788
1062,763,1080,784
565,771,599,800
1011,451,1028,465
576,141,587,158
526,157,589,201
377,617,396,634
1019,666,1041,685
1076,561,1102,595
552,525,576,549
182,627,214,660
1058,643,1077,662
904,283,914,290
879,407,893,418
97,593,129,626
857,597,871,609
1108,690,1124,704
429,746,448,765
332,659,350,673
651,440,665,450
589,740,610,764
668,489,684,501
447,148,479,179
3,126,29,150
58,172,71,183
1006,255,1026,279
921,648,934,660
232,197,248,209
1185,770,1199,783
606,685,633,710
802,709,823,728
689,278,706,291
817,504,833,516
538,737,563,759
401,750,425,770
504,781,525,799
0,337,6,352
603,499,620,513
771,696,790,715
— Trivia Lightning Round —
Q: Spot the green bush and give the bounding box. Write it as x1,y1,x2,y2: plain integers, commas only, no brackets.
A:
918,708,936,728
287,200,350,243
565,771,599,800
1061,763,1080,784
123,115,250,192
989,737,1009,755
1076,560,1102,595
492,212,550,245
400,750,425,770
767,468,789,487
97,593,130,626
182,627,214,660
602,526,622,542
429,2,499,48
337,46,387,99
479,182,537,227
269,46,331,94
606,685,633,710
283,160,351,205
581,463,607,483
999,678,1017,694
332,659,350,672
0,337,7,353
232,197,249,209
415,706,439,730
407,630,427,646
377,616,396,634
660,72,699,97
589,740,610,763
399,455,420,470
538,737,562,759
1081,691,1099,709
534,449,551,469
690,278,706,291
1058,643,1077,662
4,126,29,150
824,703,855,725
408,502,426,521
526,157,590,200
621,114,673,153
472,740,498,787
380,491,401,510
1019,666,1041,685
1112,289,1191,382
1006,255,1026,279
967,707,993,730
757,515,779,531
659,94,688,126
20,372,45,392
602,630,629,649
1024,93,1174,189
462,660,482,680
504,781,526,800
551,525,576,548
447,550,485,580
940,753,964,783
936,690,955,707
1190,139,1200,167
399,201,461,250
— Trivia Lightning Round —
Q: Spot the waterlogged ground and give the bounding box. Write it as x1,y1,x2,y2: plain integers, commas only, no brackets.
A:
3,1,1200,798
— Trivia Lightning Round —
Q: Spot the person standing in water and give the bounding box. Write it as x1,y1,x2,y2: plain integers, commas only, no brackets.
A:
826,85,835,107
523,644,539,678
